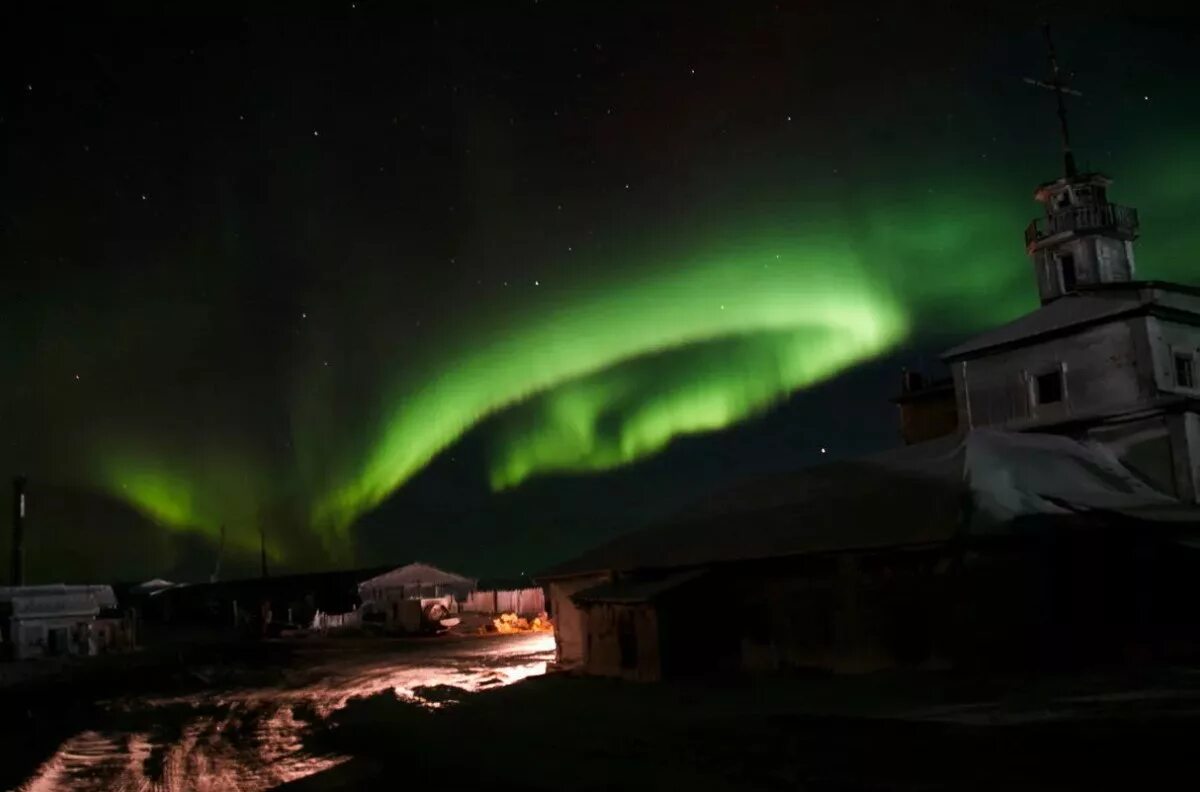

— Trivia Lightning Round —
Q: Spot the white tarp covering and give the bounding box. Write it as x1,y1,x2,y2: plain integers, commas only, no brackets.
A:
542,428,1198,580
964,429,1181,523
131,578,176,595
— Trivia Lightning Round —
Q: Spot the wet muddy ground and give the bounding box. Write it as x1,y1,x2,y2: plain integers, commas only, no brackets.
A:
3,632,554,792
8,638,1200,791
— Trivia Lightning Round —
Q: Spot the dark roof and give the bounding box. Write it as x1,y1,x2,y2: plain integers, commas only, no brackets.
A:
539,435,965,580
941,291,1146,361
942,281,1200,361
537,429,1200,582
571,570,708,604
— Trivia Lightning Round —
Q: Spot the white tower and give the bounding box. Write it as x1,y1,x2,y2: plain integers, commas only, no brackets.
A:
1022,26,1139,304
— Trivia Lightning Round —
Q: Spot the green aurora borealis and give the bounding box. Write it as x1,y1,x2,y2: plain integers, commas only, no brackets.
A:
7,5,1200,578
95,136,1199,558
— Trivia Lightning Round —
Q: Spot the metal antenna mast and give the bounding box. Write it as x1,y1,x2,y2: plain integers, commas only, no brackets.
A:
1023,24,1083,178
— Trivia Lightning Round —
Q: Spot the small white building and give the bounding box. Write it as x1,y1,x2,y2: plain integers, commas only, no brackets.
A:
0,584,119,660
357,562,475,632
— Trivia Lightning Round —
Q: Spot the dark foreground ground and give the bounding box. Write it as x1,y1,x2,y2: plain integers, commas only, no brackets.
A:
6,634,1200,791
2,632,555,791
286,663,1200,792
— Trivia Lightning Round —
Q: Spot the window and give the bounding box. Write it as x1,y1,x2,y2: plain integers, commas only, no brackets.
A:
1059,254,1077,292
1035,370,1063,405
1176,353,1196,389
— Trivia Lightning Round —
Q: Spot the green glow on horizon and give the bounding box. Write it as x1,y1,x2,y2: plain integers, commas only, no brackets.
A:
94,448,271,556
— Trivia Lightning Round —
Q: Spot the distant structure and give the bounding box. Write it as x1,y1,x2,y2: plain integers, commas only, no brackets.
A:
940,27,1199,503
0,585,127,660
892,370,957,445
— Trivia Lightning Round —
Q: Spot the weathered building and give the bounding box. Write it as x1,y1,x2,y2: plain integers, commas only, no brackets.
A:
541,50,1200,681
357,562,474,631
0,584,124,660
937,63,1198,499
943,172,1200,502
541,432,1200,680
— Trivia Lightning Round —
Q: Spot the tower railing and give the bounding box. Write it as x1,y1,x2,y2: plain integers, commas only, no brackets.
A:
1024,203,1139,248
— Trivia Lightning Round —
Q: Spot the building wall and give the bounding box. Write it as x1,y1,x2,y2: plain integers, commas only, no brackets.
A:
1033,236,1135,303
897,394,958,445
736,552,951,674
1085,410,1200,504
1146,317,1200,395
1087,416,1177,496
582,602,661,681
10,615,95,660
954,319,1148,430
545,574,609,669
1186,412,1200,504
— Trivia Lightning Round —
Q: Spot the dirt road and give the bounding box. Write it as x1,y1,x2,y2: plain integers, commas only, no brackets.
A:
11,632,555,792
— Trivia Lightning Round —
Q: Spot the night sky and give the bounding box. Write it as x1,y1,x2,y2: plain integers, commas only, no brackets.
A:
3,2,1198,583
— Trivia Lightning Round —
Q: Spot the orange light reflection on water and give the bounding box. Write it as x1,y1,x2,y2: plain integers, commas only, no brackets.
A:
20,632,556,792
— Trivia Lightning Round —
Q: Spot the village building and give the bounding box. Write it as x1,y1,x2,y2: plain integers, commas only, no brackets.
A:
357,562,474,631
541,431,1200,680
0,584,126,660
539,48,1200,681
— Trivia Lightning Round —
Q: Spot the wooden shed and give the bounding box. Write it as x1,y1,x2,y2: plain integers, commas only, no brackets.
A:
570,571,712,681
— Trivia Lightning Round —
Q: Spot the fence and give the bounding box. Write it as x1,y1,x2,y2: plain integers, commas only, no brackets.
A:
462,587,545,615
311,608,362,631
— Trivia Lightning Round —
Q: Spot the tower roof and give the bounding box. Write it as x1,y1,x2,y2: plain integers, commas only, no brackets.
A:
941,282,1200,361
1033,171,1112,202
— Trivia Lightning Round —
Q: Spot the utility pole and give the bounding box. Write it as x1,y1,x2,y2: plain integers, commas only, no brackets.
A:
11,476,26,586
259,523,269,579
210,524,225,583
